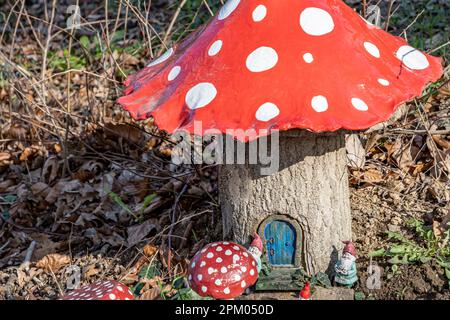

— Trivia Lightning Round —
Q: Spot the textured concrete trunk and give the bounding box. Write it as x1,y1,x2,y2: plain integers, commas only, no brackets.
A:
219,129,352,275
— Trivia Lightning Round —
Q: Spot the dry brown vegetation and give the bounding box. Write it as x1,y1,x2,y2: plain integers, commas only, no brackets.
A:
0,0,449,300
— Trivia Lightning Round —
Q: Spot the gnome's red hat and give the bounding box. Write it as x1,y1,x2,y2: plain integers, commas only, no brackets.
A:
300,282,311,300
342,240,357,257
250,233,263,252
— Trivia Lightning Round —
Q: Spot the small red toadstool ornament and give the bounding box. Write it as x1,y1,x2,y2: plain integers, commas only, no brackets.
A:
60,280,134,300
119,0,443,276
188,241,259,299
299,282,311,300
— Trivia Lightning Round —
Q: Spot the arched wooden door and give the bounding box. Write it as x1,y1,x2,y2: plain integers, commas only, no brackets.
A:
264,220,297,266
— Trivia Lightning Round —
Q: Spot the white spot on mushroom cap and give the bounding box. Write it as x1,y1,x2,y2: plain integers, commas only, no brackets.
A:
216,246,223,252
208,267,215,274
216,257,223,263
200,261,206,267
246,47,278,73
233,254,240,263
206,252,214,259
225,250,233,256
109,293,116,300
215,279,222,286
378,78,390,86
191,261,196,268
208,40,223,56
233,246,240,251
218,0,241,20
351,98,369,111
233,274,241,281
147,48,173,67
311,95,328,113
303,53,314,64
255,102,280,122
168,66,181,81
197,274,203,281
396,45,429,70
202,286,207,293
221,266,227,273
243,252,248,257
224,287,231,294
364,42,380,58
250,269,255,276
241,280,246,288
300,7,334,36
185,83,217,110
252,5,267,22
241,266,247,272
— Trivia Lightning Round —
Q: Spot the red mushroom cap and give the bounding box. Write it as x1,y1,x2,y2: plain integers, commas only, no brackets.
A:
118,0,443,142
188,241,259,299
60,280,134,300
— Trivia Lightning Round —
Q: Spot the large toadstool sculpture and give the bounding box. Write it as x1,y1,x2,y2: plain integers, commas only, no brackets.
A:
118,0,443,274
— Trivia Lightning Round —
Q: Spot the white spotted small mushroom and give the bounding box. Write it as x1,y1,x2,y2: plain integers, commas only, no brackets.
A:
188,242,258,299
60,280,134,300
118,1,443,273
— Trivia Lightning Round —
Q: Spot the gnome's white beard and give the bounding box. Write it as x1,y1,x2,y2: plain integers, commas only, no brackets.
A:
248,246,261,259
339,253,356,271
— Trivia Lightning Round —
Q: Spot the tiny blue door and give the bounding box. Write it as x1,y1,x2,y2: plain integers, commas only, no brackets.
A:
264,220,296,266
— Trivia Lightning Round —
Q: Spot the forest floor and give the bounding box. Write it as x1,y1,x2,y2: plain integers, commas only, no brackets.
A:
0,0,449,300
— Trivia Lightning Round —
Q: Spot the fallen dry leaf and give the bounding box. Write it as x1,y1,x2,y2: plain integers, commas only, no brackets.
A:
127,220,159,247
104,123,143,145
385,139,414,170
83,264,101,278
19,147,35,161
363,168,384,183
0,152,11,162
28,233,66,262
138,286,161,300
438,81,450,97
0,179,14,192
54,143,62,153
143,244,158,257
432,135,450,150
31,182,50,197
35,253,71,272
432,220,443,238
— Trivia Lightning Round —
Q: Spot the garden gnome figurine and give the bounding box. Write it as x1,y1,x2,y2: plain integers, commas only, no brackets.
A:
247,233,263,273
334,241,358,287
299,282,312,300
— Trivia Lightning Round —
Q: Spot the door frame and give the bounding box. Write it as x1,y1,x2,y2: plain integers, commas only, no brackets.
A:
257,214,304,269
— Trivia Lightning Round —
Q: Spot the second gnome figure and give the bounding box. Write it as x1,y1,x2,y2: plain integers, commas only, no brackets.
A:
334,241,358,287
247,233,263,273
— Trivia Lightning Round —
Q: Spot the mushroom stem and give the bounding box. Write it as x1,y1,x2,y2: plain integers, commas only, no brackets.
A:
219,129,352,275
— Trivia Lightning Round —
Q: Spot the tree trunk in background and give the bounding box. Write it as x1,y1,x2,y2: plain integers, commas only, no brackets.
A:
219,130,352,275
